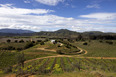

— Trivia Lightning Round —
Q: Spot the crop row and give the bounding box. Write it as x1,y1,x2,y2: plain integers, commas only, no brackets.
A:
12,57,116,75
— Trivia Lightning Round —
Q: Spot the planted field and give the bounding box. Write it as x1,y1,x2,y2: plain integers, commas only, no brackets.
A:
12,57,116,76
35,41,81,55
72,40,116,57
0,51,52,69
0,43,27,49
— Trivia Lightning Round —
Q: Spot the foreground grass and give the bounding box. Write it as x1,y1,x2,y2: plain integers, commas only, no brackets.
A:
72,40,116,57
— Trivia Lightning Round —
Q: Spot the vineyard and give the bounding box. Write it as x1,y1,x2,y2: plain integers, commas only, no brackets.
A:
12,57,116,76
0,50,52,69
0,40,116,77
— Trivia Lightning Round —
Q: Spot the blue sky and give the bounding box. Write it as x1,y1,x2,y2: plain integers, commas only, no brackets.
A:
0,0,116,32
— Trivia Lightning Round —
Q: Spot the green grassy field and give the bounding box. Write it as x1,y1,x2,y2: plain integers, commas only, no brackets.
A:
72,40,116,57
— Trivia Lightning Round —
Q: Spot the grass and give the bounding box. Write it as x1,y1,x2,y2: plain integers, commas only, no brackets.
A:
72,40,116,57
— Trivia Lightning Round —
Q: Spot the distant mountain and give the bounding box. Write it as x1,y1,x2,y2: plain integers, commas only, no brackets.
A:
83,31,104,35
0,29,116,38
33,29,80,38
0,29,34,34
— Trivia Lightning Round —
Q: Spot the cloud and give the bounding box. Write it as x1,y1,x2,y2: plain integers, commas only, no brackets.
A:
0,4,116,32
80,13,116,20
24,0,31,3
86,4,100,9
0,4,13,7
0,4,54,15
35,0,64,6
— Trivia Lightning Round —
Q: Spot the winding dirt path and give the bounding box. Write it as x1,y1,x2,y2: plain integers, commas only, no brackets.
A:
24,55,72,64
37,48,56,52
13,45,116,67
22,55,116,65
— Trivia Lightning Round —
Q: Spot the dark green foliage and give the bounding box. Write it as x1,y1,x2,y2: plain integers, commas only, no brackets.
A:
7,46,15,50
16,53,25,67
0,46,15,50
6,39,11,43
24,42,34,49
14,40,18,43
40,41,45,45
105,41,113,45
3,66,12,73
83,42,88,45
16,48,23,51
19,39,24,43
99,40,103,43
56,50,64,54
44,38,49,42
37,40,42,42
65,45,71,49
67,39,73,43
31,41,35,43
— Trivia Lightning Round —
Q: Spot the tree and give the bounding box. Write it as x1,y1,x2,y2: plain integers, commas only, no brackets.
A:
83,42,88,45
78,34,82,41
19,39,24,43
40,41,44,45
24,42,34,49
6,39,11,43
16,53,25,67
56,50,64,54
14,40,18,43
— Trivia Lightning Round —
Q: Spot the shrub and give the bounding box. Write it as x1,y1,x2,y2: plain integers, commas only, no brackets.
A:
106,41,113,45
4,66,12,73
19,39,24,43
65,45,71,49
16,48,23,51
6,39,11,43
83,42,88,45
14,40,18,43
32,41,35,43
56,50,64,54
15,53,25,67
7,46,15,50
37,40,42,42
99,40,103,43
24,42,34,49
40,41,44,45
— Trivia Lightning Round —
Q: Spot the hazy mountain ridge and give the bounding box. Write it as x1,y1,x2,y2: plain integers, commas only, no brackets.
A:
0,29,34,34
0,29,116,37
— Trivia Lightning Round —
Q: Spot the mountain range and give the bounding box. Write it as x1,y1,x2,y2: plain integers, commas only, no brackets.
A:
0,28,116,37
0,29,34,34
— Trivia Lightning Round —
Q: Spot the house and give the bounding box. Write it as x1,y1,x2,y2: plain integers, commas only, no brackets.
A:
51,40,56,44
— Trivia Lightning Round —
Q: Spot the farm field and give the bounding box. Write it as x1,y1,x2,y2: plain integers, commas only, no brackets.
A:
72,40,116,57
0,39,116,77
0,43,27,49
9,57,116,77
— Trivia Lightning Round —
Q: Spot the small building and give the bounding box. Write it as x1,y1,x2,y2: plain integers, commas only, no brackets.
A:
51,40,56,44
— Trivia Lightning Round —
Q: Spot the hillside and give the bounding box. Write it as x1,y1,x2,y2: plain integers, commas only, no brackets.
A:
0,29,116,40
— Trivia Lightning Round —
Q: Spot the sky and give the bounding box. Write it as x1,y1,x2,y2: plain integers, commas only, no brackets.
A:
0,0,116,32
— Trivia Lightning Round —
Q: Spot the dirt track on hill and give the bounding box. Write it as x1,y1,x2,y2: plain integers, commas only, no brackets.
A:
23,46,116,64
23,55,116,64
14,46,116,66
37,48,56,52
